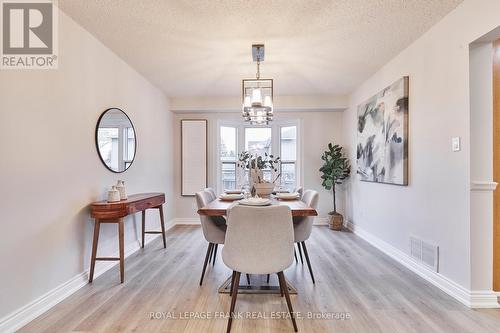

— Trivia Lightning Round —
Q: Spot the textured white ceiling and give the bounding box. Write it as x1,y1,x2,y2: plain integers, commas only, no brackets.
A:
59,0,462,97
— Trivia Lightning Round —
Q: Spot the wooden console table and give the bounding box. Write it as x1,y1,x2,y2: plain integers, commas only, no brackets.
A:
89,192,166,283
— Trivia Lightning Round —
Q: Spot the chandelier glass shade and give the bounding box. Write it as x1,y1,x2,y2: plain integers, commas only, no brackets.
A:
242,78,273,125
242,44,273,125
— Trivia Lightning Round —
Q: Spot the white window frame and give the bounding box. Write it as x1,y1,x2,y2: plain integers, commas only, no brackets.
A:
278,121,300,191
218,124,239,192
216,119,302,193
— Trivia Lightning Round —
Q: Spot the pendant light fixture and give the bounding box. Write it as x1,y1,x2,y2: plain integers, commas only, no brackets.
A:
242,44,273,125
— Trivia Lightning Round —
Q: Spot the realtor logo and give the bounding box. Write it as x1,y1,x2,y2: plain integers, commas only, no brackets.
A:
1,0,58,69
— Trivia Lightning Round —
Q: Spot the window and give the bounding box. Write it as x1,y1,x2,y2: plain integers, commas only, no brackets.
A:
280,126,297,191
218,121,300,192
244,127,273,182
97,128,119,170
220,126,237,190
124,127,135,168
245,127,272,156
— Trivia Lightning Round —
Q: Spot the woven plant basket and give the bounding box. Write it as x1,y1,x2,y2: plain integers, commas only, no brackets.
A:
329,213,343,231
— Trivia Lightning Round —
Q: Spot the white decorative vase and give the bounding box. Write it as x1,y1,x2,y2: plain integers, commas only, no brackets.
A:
107,186,121,202
254,182,275,198
116,180,127,200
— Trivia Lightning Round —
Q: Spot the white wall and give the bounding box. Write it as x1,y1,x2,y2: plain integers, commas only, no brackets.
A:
469,43,494,291
343,0,500,292
173,111,345,221
0,9,174,323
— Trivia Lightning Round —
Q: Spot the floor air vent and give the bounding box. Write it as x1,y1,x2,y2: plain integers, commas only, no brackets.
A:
409,236,439,272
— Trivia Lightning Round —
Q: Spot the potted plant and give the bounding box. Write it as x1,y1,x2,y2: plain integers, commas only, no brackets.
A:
238,151,280,197
319,143,351,230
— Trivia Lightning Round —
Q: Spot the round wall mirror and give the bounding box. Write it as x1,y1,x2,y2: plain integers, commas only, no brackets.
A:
95,108,136,173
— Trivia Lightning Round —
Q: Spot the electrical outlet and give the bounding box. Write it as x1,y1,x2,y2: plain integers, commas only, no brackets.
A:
452,137,461,152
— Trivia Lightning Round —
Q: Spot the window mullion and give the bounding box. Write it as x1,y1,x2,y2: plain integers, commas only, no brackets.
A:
237,125,245,187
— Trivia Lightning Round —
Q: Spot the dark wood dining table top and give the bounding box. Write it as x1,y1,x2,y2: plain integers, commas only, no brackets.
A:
197,198,318,217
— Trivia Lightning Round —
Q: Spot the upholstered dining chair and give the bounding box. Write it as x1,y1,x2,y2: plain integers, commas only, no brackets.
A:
204,188,227,265
204,187,217,201
223,205,297,333
195,190,226,285
293,186,303,199
293,189,319,283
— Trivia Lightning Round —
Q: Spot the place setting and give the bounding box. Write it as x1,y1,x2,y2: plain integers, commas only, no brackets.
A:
219,192,244,201
220,188,273,206
274,192,301,201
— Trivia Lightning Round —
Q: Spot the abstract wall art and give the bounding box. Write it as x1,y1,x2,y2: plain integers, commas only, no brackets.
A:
357,76,409,185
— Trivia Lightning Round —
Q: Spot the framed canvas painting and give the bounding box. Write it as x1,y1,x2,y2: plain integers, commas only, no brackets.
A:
181,119,208,196
357,76,409,185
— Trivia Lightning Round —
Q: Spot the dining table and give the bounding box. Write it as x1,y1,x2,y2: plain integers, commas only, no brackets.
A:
197,196,318,294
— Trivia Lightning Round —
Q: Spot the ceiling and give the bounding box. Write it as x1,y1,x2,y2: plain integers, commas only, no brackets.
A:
59,0,462,97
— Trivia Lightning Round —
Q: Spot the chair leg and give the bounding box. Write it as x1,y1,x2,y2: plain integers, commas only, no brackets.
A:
208,243,214,263
297,243,303,264
212,244,218,265
278,273,283,297
277,271,298,332
199,243,213,286
230,271,236,296
266,274,270,283
301,241,315,284
294,249,298,263
227,271,241,333
246,273,250,285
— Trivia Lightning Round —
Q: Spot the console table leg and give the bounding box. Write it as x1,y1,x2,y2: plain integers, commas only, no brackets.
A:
89,219,100,283
159,205,167,248
118,218,125,283
141,210,146,248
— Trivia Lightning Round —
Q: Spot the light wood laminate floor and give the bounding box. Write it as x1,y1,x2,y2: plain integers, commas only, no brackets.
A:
19,225,500,332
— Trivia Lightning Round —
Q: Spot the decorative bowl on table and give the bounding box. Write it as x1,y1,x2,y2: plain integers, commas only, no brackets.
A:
219,193,244,201
253,182,275,198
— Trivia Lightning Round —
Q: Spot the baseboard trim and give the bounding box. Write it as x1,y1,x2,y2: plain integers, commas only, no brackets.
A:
174,218,200,225
470,291,500,308
345,221,499,309
175,217,329,226
0,219,176,333
313,217,329,225
0,272,88,333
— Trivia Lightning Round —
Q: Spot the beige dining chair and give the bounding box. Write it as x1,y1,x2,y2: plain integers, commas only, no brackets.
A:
293,186,303,199
222,205,297,333
204,187,217,201
195,190,226,285
293,189,319,283
205,188,227,264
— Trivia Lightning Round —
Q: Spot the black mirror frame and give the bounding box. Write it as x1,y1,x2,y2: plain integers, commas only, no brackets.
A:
95,107,137,173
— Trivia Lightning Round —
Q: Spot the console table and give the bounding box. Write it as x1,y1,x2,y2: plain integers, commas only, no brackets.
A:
89,192,166,283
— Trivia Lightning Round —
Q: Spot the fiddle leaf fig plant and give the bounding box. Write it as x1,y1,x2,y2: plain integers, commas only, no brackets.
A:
319,143,351,214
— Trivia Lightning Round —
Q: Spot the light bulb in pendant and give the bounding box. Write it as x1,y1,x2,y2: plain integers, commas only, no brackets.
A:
251,88,263,107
